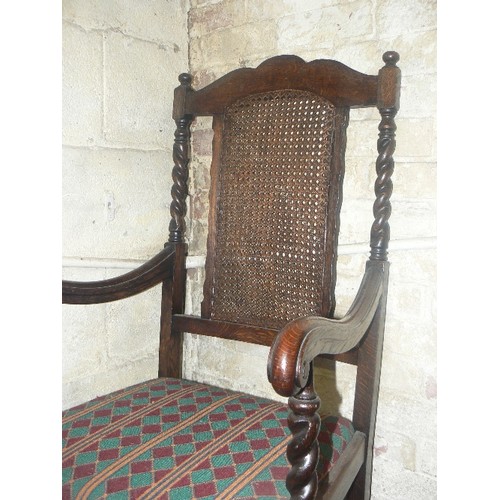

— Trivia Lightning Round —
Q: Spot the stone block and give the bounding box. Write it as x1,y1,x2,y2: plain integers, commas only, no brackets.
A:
246,0,338,23
418,438,437,476
277,1,373,53
63,357,158,410
375,0,436,37
374,430,417,472
387,30,436,77
62,265,106,282
104,357,159,394
62,146,171,260
185,267,205,315
391,199,436,240
335,270,370,317
106,279,162,363
314,29,436,77
343,157,373,199
338,198,374,244
379,349,428,398
62,267,107,386
376,390,436,442
389,248,437,287
183,333,286,403
399,73,436,119
393,162,436,200
187,220,209,255
345,120,379,157
62,0,188,47
384,312,436,370
395,118,436,160
103,31,184,148
189,20,279,70
190,0,223,7
62,302,106,381
189,156,212,193
191,128,215,157
63,373,103,410
62,21,103,146
387,280,432,323
189,0,247,38
191,188,210,221
372,456,437,499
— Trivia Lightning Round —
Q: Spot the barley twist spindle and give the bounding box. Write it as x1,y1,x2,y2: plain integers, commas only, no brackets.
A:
168,73,193,244
286,376,321,500
370,52,400,261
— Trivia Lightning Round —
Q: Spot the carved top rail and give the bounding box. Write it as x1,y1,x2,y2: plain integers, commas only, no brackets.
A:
184,55,379,116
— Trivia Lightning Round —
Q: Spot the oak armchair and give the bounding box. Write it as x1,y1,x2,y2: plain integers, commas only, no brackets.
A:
63,51,401,499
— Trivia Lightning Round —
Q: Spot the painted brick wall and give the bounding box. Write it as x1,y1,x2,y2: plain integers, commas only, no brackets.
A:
62,0,189,409
184,1,437,498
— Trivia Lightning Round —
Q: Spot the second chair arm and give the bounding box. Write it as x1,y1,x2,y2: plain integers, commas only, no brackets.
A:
267,260,388,397
62,243,178,305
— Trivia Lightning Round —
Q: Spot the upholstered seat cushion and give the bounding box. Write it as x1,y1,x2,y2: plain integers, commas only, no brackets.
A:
63,378,354,499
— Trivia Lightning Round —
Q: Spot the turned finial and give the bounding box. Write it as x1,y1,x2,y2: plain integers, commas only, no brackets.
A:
178,73,192,86
383,51,400,66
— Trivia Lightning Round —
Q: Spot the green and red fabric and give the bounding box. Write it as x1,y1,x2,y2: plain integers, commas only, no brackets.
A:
62,378,354,499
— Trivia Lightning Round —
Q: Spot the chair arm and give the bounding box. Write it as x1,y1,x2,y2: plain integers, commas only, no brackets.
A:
62,244,177,304
267,260,388,397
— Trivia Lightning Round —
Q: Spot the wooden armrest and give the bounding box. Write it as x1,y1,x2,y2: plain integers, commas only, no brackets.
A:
267,260,388,397
62,244,178,304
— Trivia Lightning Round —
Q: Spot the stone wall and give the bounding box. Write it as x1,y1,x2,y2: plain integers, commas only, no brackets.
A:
185,1,437,498
62,1,436,497
62,0,189,408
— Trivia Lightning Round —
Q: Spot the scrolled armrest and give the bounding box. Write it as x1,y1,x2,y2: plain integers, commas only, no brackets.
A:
267,260,389,397
62,243,178,304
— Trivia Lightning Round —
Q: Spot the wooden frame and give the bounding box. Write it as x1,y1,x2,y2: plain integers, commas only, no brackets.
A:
63,51,401,499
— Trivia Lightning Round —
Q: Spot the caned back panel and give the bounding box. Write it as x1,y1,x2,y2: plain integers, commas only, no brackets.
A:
202,90,347,330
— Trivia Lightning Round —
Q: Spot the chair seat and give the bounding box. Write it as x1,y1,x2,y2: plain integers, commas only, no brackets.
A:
63,378,354,499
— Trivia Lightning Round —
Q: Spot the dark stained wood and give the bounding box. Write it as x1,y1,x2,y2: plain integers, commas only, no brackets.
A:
200,115,224,319
159,243,187,378
286,374,321,500
169,94,193,243
370,52,401,262
326,107,350,318
173,315,278,346
377,52,401,111
267,261,386,397
186,55,378,115
158,276,174,378
62,244,176,304
347,269,390,500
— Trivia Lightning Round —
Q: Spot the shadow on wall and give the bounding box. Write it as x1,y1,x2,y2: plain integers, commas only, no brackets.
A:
314,357,344,417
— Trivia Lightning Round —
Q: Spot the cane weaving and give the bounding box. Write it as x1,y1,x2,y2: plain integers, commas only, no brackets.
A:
62,378,354,499
206,90,340,329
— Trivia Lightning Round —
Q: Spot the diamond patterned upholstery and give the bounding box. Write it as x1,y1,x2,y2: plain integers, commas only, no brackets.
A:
63,378,354,499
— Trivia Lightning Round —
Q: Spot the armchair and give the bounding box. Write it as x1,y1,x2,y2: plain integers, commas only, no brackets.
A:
63,51,401,499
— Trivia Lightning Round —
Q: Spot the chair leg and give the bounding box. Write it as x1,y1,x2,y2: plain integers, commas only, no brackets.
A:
286,373,321,500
